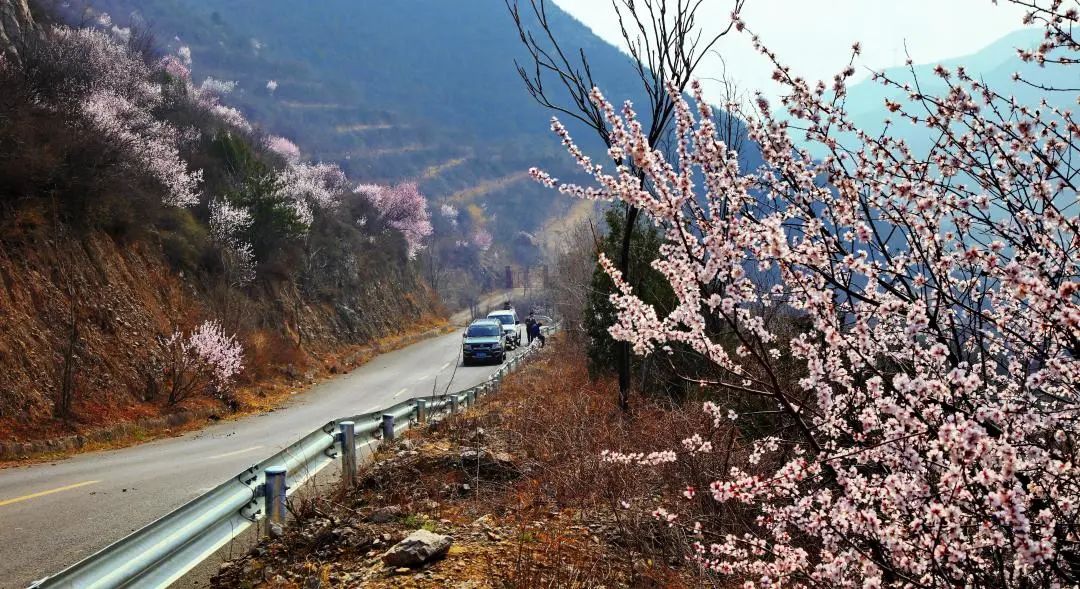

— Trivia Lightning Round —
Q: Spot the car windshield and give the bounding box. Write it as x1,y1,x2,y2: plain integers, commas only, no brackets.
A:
466,324,500,337
489,314,514,325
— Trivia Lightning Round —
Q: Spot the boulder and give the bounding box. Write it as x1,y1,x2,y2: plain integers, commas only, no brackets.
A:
381,529,452,567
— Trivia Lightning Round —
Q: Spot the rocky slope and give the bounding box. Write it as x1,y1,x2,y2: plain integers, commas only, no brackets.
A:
0,229,438,439
0,0,34,62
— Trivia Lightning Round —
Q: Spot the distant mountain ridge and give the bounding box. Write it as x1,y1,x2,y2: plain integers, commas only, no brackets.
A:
832,27,1063,154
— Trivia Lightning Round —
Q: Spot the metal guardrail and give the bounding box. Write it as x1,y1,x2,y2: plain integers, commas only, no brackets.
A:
30,329,554,589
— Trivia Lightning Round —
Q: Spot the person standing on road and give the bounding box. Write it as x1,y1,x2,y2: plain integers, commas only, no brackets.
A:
525,312,537,344
531,319,545,348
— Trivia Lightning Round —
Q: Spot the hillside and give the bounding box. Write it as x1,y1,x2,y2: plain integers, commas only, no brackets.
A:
51,0,656,251
0,0,764,446
0,0,442,447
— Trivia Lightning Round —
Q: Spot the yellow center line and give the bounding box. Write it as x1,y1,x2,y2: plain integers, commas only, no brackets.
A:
207,445,264,460
393,387,408,398
0,480,101,507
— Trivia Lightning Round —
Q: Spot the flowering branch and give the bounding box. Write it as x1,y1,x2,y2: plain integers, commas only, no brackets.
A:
534,1,1080,585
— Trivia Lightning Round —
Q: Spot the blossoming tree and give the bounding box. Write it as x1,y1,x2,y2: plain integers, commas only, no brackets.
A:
359,182,433,259
163,320,244,405
15,27,206,208
533,1,1080,586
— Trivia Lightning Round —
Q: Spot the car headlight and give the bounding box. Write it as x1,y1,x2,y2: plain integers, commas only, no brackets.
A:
463,343,473,350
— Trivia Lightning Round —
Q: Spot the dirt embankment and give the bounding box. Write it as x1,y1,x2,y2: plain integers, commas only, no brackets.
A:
0,230,444,459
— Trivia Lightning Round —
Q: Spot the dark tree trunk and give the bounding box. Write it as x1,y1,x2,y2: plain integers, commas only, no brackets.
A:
616,205,638,411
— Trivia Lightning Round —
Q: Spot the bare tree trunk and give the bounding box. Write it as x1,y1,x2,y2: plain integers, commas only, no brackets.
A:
615,205,639,411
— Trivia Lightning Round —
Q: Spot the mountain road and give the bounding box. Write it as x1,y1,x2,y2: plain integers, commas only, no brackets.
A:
0,311,527,588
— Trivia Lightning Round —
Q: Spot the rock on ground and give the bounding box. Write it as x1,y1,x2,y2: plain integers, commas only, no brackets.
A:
382,529,452,568
368,505,403,523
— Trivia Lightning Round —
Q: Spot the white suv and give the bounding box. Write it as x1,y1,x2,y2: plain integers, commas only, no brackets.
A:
486,309,521,349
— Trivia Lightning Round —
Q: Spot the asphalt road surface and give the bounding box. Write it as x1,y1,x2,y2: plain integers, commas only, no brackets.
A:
0,321,527,588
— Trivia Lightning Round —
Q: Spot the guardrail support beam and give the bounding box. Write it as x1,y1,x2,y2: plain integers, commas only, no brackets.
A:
264,466,287,534
450,394,459,414
417,399,428,423
381,414,395,442
339,421,357,488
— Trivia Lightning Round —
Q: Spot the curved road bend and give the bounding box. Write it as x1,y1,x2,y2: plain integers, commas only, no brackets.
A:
0,323,526,588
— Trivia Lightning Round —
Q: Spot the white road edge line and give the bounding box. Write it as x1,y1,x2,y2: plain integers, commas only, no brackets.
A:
439,362,450,370
393,387,408,398
207,445,264,460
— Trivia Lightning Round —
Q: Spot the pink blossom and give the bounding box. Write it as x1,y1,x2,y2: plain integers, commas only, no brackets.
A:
537,3,1080,586
186,321,243,384
158,55,190,81
164,320,244,402
278,162,350,224
208,103,251,133
208,199,252,242
265,135,301,162
49,27,159,106
80,91,202,207
199,77,237,95
25,26,203,208
471,228,493,252
360,182,433,258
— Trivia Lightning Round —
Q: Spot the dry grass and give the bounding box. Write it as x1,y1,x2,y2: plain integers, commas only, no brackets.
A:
213,337,744,588
444,339,741,587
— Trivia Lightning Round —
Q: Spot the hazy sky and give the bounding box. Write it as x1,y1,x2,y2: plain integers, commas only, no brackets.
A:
552,0,1029,102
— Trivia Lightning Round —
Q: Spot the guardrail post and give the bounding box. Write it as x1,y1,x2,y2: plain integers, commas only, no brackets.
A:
381,414,395,442
339,421,356,488
264,466,287,534
417,399,428,424
450,394,460,414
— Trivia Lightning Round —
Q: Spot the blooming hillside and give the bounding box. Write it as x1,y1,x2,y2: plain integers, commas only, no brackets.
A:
0,6,440,440
56,0,762,248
